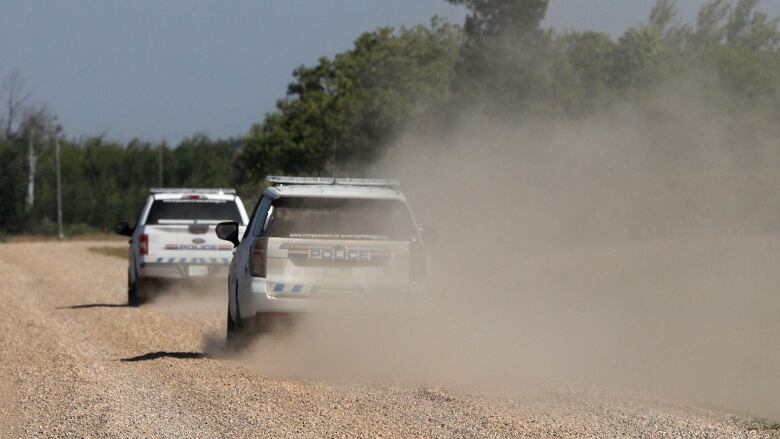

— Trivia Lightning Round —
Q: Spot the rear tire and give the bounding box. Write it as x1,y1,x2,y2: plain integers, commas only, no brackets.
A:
226,303,238,337
128,276,142,307
226,286,251,350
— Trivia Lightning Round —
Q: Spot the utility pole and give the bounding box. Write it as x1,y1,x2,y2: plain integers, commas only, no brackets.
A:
55,125,64,240
25,131,36,212
332,140,337,179
158,141,165,186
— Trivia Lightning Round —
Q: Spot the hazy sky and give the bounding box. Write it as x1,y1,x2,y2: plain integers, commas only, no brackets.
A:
1,1,778,143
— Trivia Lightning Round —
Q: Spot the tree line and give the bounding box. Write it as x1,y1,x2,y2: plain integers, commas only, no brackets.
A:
1,0,779,235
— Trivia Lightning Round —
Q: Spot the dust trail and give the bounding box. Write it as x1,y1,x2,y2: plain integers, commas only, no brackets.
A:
145,280,226,314
233,78,780,420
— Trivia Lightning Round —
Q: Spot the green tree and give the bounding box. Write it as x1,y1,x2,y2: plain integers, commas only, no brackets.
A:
610,27,665,89
239,20,462,182
726,0,780,50
448,0,548,38
558,31,618,111
168,135,239,188
445,0,552,112
0,139,28,233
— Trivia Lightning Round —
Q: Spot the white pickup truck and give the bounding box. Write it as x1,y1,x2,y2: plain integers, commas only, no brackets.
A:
115,188,248,305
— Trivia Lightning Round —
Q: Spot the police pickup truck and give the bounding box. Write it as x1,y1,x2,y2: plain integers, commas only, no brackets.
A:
115,188,248,305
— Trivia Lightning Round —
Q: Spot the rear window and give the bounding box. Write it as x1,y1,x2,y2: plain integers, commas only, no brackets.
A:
265,197,414,241
146,199,242,224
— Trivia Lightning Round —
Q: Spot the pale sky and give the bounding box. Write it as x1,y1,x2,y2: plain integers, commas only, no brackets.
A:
1,1,778,143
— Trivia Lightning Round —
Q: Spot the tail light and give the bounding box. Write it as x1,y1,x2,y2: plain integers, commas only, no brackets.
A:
410,241,427,281
139,233,149,256
250,238,268,277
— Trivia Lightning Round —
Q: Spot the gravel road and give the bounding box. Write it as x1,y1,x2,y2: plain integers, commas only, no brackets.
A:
0,241,776,438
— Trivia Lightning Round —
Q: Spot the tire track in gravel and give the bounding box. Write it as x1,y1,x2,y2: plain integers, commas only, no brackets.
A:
0,241,777,438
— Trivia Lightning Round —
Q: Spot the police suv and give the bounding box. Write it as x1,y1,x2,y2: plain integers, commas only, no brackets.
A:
216,176,433,338
116,188,248,305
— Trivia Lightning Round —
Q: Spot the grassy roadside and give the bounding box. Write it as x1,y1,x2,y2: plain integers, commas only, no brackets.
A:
1,233,125,243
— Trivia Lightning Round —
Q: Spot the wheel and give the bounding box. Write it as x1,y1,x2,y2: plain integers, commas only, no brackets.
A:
226,283,250,350
226,301,239,336
128,273,142,307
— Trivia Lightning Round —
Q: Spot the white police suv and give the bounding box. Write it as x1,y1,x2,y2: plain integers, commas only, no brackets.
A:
216,176,433,338
116,188,248,305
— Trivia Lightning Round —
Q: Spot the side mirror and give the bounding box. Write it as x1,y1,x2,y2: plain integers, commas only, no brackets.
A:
419,226,437,246
216,221,240,247
114,222,134,237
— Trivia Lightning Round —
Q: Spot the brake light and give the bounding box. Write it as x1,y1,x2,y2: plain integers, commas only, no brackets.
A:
139,233,149,256
410,241,426,281
250,238,268,277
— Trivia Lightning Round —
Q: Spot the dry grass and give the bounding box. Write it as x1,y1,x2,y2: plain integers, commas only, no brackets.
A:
2,233,125,244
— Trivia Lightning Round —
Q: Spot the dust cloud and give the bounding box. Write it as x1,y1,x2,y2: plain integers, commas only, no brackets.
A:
234,77,780,420
146,280,226,314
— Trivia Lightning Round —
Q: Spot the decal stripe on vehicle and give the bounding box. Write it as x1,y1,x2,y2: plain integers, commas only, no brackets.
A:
154,256,231,264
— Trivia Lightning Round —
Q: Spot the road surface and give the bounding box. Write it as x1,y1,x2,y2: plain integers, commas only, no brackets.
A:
0,241,775,438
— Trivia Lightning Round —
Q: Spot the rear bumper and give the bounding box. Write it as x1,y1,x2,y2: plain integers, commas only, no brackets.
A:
243,277,423,317
245,278,311,315
139,263,229,279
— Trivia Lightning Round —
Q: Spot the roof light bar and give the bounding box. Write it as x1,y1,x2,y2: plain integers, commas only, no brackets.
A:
266,176,400,188
266,176,334,185
335,177,400,187
150,188,237,194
